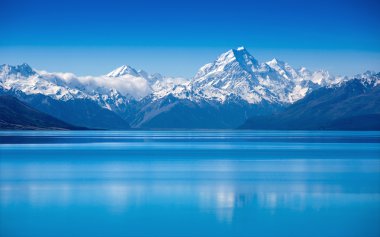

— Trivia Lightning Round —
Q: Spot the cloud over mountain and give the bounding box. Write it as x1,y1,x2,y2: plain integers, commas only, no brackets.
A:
0,47,378,129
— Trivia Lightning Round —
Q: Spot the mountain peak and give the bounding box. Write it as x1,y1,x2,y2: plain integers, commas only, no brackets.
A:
356,70,377,78
194,47,260,79
233,46,250,55
267,58,285,66
231,46,250,56
217,47,260,71
220,46,250,57
17,63,35,74
107,65,139,77
353,70,380,86
0,63,36,77
233,47,260,71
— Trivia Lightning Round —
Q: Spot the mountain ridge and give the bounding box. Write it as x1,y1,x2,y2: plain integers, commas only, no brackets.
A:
240,74,380,130
1,47,378,129
0,95,85,130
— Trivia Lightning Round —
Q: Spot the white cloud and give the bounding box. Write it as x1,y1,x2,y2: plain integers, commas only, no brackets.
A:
38,71,151,99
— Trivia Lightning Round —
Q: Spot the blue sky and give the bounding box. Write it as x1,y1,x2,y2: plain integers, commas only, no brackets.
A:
1,0,379,77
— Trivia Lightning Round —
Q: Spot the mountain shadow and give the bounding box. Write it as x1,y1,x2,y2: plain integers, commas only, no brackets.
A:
0,89,130,130
0,95,85,130
240,78,380,130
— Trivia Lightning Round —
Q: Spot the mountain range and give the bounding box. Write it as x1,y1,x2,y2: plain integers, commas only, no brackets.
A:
0,95,82,130
0,47,379,130
241,73,380,130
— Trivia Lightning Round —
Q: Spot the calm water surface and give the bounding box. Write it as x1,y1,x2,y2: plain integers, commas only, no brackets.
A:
0,131,380,237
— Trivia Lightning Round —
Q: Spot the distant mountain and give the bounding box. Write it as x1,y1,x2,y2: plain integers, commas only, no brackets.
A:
130,94,280,129
124,47,345,128
0,47,377,129
0,88,131,129
240,73,380,130
188,47,341,104
0,95,83,130
146,47,345,104
0,63,131,129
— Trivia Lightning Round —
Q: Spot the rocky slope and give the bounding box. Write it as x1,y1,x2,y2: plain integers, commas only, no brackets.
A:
1,47,376,129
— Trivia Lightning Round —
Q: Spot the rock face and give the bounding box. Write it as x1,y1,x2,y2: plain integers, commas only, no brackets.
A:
240,73,380,130
0,47,377,129
0,95,83,130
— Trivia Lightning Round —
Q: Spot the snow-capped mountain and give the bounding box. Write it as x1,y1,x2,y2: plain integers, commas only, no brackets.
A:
0,63,36,78
107,65,167,84
107,65,141,77
0,47,377,129
0,47,346,107
353,70,380,87
0,64,89,101
143,47,348,105
0,63,185,111
241,72,380,130
188,47,347,104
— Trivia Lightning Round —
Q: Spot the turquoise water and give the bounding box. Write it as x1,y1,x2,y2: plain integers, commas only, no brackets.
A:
0,131,380,237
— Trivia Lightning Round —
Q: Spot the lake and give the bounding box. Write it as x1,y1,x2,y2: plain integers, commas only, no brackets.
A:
0,131,380,237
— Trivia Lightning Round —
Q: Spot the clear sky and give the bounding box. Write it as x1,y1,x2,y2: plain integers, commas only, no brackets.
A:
1,0,379,78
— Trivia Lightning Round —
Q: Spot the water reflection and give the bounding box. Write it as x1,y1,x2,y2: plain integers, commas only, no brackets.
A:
1,131,380,237
2,158,380,216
